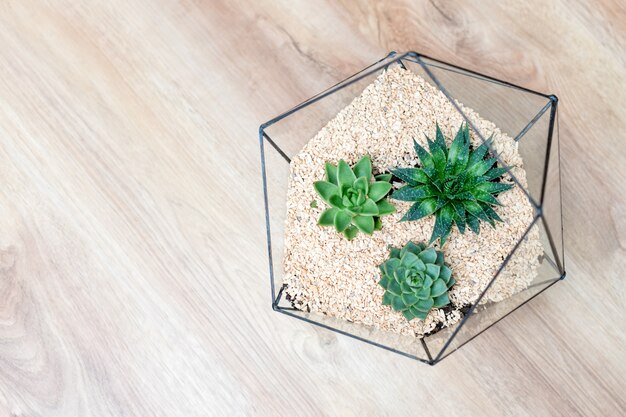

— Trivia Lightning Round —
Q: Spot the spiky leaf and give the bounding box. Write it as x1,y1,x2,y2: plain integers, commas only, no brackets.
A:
431,204,454,244
392,185,436,201
400,198,438,222
467,157,497,177
413,139,434,169
476,181,514,194
467,215,480,234
392,167,430,186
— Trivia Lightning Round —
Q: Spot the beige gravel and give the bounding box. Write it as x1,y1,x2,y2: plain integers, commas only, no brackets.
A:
282,65,543,338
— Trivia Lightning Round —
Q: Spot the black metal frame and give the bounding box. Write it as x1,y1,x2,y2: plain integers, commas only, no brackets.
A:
259,51,565,365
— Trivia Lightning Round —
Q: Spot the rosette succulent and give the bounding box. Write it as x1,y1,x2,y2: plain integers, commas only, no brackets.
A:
391,123,513,244
314,155,395,240
378,241,455,321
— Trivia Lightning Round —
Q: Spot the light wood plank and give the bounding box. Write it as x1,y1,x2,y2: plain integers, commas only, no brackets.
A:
0,1,624,416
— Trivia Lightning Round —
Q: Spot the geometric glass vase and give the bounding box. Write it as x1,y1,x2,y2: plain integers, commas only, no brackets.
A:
259,51,565,365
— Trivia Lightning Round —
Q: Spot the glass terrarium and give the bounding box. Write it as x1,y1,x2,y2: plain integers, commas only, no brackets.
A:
259,51,565,365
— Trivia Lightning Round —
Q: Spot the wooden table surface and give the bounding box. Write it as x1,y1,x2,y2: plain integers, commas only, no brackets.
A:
0,1,624,416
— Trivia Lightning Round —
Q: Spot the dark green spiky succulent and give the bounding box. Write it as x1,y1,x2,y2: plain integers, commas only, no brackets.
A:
314,155,395,240
378,242,455,321
391,123,513,244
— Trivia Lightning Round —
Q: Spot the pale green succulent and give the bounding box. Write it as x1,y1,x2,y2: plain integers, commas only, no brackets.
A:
314,155,395,240
378,241,455,321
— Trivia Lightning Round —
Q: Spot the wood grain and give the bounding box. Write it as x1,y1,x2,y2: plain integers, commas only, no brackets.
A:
0,1,624,416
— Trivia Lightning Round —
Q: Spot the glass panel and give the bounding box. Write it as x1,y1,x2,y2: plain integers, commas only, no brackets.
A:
403,55,552,206
409,56,551,139
261,136,290,303
540,108,565,273
276,305,431,363
262,52,402,159
515,104,554,206
424,219,563,361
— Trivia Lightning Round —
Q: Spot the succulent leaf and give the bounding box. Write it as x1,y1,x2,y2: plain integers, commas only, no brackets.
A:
334,210,352,232
440,265,452,282
352,155,372,181
425,264,441,280
313,181,338,203
369,182,393,202
314,156,395,240
391,167,429,186
343,226,358,240
391,123,514,244
382,291,393,305
401,252,421,268
358,198,379,215
389,247,402,259
430,279,448,297
414,298,434,312
337,160,356,188
400,197,438,222
431,204,455,244
467,215,480,234
353,215,375,234
433,293,450,308
376,200,395,216
373,218,382,232
375,173,393,182
418,247,437,264
412,139,434,169
402,310,417,321
392,185,436,201
353,176,369,194
328,194,342,208
318,208,338,226
325,162,338,185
